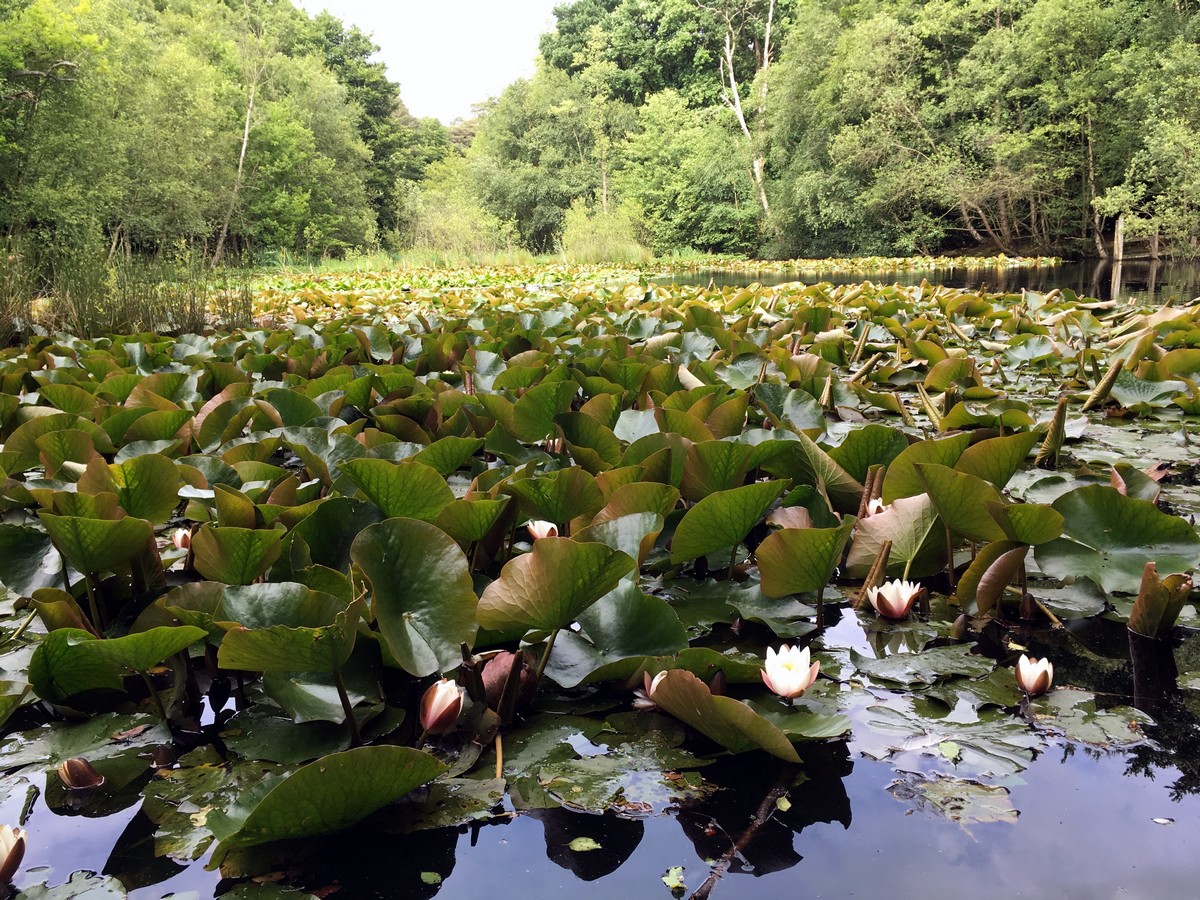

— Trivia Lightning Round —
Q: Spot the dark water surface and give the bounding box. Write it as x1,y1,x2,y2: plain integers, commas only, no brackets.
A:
659,259,1200,306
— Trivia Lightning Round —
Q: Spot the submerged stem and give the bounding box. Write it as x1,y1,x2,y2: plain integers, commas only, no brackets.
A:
534,629,559,682
140,670,168,720
334,668,362,747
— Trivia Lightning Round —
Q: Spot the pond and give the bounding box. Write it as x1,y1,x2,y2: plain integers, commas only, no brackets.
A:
0,265,1198,900
659,258,1200,306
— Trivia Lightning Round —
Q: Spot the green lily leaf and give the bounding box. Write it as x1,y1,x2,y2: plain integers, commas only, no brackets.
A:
574,512,664,566
511,380,577,442
477,537,635,633
1030,690,1153,748
850,646,996,686
82,625,206,672
915,464,1007,543
28,628,122,702
0,525,63,597
760,432,862,514
954,431,1037,489
648,669,801,762
507,466,605,526
351,518,478,676
289,497,385,573
208,746,447,861
956,540,1028,615
679,440,754,502
986,501,1064,546
670,480,783,564
217,584,362,673
339,459,454,522
76,455,181,524
827,423,910,483
435,495,511,544
882,433,971,504
757,518,855,597
38,513,154,575
543,582,687,688
412,436,486,476
191,525,285,585
1035,485,1200,594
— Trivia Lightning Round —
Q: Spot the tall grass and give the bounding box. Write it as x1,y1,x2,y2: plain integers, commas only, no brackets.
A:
559,202,654,265
0,240,252,342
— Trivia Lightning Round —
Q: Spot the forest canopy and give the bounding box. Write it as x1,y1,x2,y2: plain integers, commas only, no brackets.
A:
4,0,1200,262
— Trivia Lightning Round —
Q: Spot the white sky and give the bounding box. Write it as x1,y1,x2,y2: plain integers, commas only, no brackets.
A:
294,0,564,123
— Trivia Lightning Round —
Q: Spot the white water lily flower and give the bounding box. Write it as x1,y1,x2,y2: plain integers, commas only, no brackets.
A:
632,671,659,710
1016,654,1054,697
867,498,887,516
866,579,921,619
526,520,558,540
760,644,820,699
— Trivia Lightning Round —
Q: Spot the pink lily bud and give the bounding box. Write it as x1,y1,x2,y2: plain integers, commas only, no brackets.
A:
420,678,464,735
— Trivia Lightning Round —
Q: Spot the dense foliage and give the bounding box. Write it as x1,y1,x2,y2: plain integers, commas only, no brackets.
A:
6,0,1200,264
0,0,447,261
474,0,1200,259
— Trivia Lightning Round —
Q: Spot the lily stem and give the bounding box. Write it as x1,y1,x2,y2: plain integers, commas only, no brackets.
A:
84,573,105,632
140,670,169,720
902,557,913,582
334,668,362,747
534,629,559,682
945,525,956,592
0,610,37,649
495,732,504,780
727,544,738,581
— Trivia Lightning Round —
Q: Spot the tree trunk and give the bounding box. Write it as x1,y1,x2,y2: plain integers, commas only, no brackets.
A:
958,203,984,244
708,1,776,233
1085,110,1108,259
213,69,260,267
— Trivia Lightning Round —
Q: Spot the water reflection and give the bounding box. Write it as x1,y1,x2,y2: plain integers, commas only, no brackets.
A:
657,259,1200,305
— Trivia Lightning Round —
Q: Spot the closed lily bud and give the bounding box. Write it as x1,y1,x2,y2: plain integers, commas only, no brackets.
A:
1015,654,1054,698
0,824,24,884
172,528,191,550
57,757,105,791
950,613,969,641
419,678,464,736
526,520,558,541
481,650,537,711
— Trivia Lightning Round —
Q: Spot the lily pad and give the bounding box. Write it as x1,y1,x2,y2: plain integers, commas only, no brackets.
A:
1035,485,1200,594
352,518,479,676
208,746,447,861
648,669,801,762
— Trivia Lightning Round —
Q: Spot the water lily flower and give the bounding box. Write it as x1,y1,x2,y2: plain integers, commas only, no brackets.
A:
1015,654,1054,697
172,528,191,550
57,757,105,791
632,671,659,710
867,498,887,516
0,824,24,884
866,579,921,620
760,644,820,699
526,520,558,540
419,678,464,736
